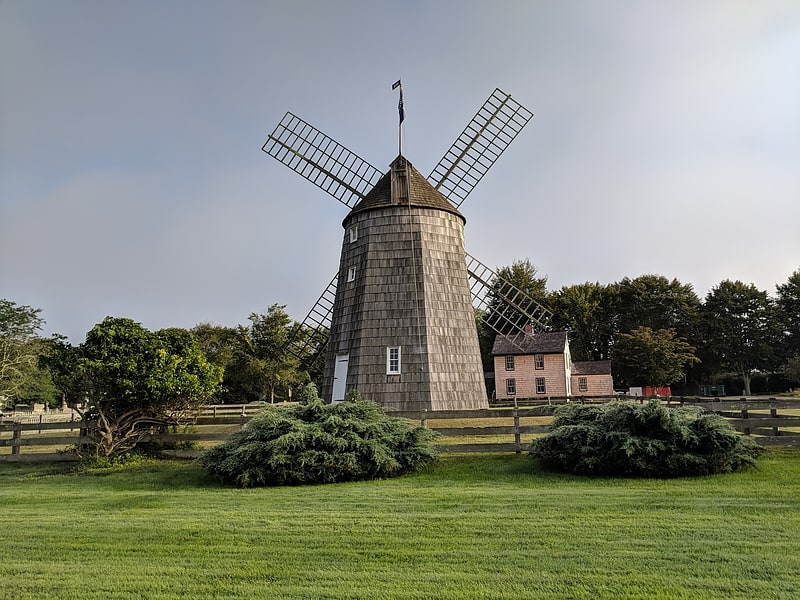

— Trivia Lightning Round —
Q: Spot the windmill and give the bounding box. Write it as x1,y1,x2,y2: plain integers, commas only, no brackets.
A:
262,85,551,411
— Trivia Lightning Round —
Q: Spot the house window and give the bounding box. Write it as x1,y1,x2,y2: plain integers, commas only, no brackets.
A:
506,378,516,395
578,377,588,392
534,354,544,370
535,377,546,394
347,266,356,282
387,347,401,375
348,226,358,243
505,355,515,371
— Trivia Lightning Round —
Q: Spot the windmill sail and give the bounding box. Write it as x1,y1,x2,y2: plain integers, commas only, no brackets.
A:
466,253,552,347
284,274,337,373
263,112,383,208
428,89,533,208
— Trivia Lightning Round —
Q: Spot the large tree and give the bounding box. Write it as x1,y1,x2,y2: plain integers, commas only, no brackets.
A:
51,318,223,457
613,327,699,390
614,275,701,340
776,267,800,357
227,305,308,404
701,280,781,396
0,299,45,403
191,323,241,403
549,282,617,361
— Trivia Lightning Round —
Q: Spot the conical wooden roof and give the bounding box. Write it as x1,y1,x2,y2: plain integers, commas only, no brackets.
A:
344,155,465,225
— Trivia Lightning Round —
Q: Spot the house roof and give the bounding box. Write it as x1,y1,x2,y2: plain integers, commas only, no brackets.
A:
491,331,568,356
571,360,612,375
344,155,465,224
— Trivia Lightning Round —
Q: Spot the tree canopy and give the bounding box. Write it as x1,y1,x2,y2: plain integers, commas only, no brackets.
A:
613,327,699,389
0,299,46,402
776,267,800,359
701,280,781,396
549,282,616,361
50,317,223,457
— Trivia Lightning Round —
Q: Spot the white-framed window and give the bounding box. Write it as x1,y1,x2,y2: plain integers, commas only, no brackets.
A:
347,266,357,282
534,353,545,370
506,378,516,395
386,346,401,375
348,226,358,243
536,377,546,394
578,377,588,392
505,355,515,371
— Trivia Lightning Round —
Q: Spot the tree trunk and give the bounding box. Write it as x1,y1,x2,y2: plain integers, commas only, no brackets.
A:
741,370,752,396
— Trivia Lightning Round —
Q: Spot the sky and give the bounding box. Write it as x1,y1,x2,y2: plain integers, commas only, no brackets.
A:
1,0,799,343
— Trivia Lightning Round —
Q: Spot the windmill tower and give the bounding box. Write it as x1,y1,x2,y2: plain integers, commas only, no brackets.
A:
263,86,551,411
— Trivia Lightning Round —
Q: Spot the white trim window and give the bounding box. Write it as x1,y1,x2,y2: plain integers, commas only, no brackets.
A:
578,377,588,392
348,226,358,243
534,354,545,370
506,378,516,396
505,355,515,371
347,266,357,282
387,346,401,375
536,377,546,394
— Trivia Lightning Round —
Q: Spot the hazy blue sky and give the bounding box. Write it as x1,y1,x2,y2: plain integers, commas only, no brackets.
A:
2,0,799,342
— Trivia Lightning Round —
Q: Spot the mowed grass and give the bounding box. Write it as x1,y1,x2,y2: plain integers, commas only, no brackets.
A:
1,450,799,600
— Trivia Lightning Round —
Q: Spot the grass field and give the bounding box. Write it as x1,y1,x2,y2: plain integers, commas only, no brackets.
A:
1,449,799,599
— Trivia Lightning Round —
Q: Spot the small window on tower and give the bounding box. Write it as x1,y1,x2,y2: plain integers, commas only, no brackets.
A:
387,347,401,375
349,226,358,243
347,266,357,282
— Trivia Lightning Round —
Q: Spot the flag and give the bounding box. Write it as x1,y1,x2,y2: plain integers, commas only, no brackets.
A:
398,87,404,124
392,79,404,124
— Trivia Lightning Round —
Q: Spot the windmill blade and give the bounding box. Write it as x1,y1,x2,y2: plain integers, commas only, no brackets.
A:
429,89,533,208
466,253,551,348
285,274,337,369
263,112,383,208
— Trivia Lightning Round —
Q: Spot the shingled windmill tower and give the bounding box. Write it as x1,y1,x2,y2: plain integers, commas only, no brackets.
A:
263,85,550,411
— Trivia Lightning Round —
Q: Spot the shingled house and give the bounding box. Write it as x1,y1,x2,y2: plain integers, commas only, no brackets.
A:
492,331,613,400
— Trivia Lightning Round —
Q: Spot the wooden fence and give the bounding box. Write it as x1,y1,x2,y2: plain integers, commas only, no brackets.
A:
1,399,799,462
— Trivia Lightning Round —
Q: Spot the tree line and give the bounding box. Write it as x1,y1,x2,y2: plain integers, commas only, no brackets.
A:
478,261,800,396
2,263,799,418
0,303,323,413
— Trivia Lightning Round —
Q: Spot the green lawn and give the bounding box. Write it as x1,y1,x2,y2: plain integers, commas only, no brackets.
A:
1,449,799,600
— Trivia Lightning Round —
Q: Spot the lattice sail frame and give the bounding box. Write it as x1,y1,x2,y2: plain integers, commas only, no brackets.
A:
262,112,383,208
428,89,533,208
466,253,552,348
284,274,337,370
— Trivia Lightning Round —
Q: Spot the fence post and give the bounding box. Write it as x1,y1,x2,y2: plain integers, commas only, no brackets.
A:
770,407,780,437
513,398,521,454
12,425,21,455
421,409,427,428
740,407,750,436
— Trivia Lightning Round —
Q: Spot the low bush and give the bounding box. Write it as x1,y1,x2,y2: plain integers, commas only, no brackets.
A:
201,396,438,487
529,400,762,477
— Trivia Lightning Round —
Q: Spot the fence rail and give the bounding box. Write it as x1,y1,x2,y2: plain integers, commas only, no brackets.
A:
2,399,798,462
